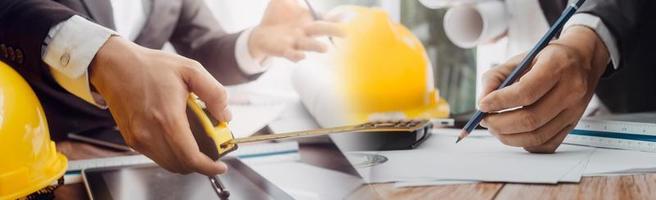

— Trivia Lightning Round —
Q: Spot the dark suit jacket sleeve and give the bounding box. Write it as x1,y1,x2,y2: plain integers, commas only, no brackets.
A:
0,0,76,73
169,0,261,85
577,0,654,70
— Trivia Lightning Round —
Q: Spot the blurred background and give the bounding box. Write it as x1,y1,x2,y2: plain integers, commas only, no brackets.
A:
202,0,482,116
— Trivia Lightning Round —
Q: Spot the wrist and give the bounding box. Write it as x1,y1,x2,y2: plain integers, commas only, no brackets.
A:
89,36,137,92
247,26,268,62
558,26,610,77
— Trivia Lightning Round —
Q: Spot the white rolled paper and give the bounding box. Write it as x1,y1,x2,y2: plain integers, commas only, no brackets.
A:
292,64,349,128
443,1,509,48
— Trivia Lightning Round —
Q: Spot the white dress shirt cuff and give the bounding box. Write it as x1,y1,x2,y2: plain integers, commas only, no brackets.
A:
563,13,620,70
43,15,116,108
235,28,272,75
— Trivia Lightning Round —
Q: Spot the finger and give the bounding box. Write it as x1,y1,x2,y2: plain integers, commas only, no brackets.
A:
283,49,305,62
479,52,561,112
493,109,574,147
523,124,573,154
142,143,190,174
295,37,328,52
322,7,350,22
479,119,489,128
304,21,345,37
162,110,228,176
182,61,232,122
482,81,576,134
122,127,189,173
479,54,526,100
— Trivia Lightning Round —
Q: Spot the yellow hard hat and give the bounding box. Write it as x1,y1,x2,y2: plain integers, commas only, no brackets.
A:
0,62,67,199
332,6,449,122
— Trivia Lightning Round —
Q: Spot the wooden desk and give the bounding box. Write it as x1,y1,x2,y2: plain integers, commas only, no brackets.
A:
53,140,656,200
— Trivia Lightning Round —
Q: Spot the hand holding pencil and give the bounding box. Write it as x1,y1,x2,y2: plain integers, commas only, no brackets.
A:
249,0,344,62
458,0,612,153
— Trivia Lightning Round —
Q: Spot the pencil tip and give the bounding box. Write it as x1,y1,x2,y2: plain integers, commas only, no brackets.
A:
455,130,469,143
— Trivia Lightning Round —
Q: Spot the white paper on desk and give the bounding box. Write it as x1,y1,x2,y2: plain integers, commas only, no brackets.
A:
245,161,364,200
583,148,656,175
417,130,592,183
431,128,493,139
349,135,594,184
558,152,591,183
391,154,589,188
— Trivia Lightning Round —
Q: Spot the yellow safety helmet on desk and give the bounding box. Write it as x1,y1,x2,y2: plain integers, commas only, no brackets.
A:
0,62,68,199
331,6,450,122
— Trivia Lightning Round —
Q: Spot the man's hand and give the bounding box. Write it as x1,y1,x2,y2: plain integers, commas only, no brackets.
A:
248,0,344,62
90,36,230,175
478,26,610,153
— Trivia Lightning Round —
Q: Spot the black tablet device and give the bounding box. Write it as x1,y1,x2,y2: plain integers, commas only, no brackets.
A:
82,157,293,200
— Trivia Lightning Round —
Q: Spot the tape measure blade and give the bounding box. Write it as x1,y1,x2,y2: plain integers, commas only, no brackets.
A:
232,125,361,144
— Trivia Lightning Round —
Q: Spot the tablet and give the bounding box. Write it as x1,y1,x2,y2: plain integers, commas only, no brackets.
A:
82,157,293,200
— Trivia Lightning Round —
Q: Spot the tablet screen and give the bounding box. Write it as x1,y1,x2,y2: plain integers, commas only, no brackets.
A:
83,158,292,200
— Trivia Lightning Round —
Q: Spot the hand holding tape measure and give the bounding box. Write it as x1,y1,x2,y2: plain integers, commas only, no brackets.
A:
187,94,435,198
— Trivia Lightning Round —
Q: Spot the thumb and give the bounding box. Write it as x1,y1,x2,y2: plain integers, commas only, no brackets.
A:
182,61,232,122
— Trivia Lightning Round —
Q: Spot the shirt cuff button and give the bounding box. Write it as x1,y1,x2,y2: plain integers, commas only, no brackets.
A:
16,49,23,64
60,53,71,67
0,44,6,58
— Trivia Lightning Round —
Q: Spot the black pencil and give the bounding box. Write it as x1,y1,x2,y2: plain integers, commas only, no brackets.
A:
457,0,587,143
303,0,335,44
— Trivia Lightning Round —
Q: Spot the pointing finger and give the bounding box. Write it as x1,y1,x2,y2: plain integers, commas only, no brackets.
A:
304,21,345,37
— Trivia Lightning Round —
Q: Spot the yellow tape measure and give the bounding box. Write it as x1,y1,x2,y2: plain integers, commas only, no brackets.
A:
186,96,433,160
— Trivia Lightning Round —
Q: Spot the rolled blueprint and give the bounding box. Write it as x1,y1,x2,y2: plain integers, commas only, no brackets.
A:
292,63,349,128
443,1,508,48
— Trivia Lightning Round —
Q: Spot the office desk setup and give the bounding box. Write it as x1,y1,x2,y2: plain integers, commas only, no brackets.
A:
54,127,656,200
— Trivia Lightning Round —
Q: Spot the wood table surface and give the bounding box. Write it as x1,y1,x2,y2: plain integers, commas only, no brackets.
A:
53,139,656,200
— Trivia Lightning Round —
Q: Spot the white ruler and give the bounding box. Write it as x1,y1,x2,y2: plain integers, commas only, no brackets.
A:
564,118,656,152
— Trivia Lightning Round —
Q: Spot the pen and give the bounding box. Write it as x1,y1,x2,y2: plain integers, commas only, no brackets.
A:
456,0,586,143
303,0,335,44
